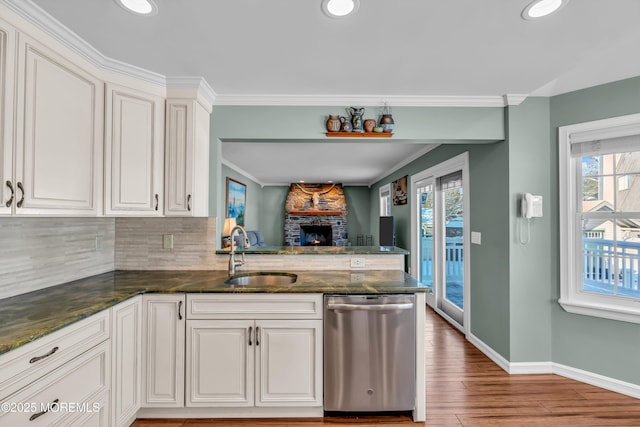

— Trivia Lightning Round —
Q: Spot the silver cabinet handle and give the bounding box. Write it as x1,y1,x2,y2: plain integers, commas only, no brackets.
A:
154,194,159,211
16,182,24,208
5,180,14,207
248,326,253,346
29,346,59,364
29,398,59,421
187,194,192,212
326,303,414,311
255,326,260,346
178,300,183,320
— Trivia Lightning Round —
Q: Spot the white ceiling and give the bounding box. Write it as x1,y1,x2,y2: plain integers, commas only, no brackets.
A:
24,0,640,185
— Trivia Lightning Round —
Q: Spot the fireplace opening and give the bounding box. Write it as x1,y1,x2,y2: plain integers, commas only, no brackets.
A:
300,225,332,246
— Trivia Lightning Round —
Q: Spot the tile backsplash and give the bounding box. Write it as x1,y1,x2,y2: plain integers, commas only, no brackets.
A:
0,218,115,299
115,217,217,270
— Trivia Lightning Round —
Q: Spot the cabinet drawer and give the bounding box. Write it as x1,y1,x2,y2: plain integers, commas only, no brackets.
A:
187,294,323,319
0,310,110,400
0,341,109,426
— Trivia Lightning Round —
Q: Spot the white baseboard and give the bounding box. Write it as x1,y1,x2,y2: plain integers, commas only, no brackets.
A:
466,333,640,399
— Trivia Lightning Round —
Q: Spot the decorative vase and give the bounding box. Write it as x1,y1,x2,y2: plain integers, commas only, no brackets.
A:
348,107,365,133
326,115,341,132
339,116,352,132
363,119,376,133
380,114,394,133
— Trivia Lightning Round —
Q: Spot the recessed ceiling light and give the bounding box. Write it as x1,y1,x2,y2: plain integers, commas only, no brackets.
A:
322,0,359,18
115,0,158,16
522,0,569,20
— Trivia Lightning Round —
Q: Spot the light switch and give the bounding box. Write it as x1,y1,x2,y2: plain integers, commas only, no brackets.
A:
95,235,104,251
471,231,482,245
350,257,365,268
163,234,174,249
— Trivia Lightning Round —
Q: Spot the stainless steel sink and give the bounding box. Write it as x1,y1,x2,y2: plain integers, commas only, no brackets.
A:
224,272,297,286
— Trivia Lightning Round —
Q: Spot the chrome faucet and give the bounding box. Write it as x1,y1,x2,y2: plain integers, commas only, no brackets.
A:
228,225,250,276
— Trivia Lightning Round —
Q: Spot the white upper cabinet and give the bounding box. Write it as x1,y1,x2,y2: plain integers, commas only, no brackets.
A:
13,32,103,216
165,98,210,217
0,18,15,216
105,83,164,215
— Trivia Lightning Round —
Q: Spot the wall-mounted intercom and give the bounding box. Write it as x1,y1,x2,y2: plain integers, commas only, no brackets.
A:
519,193,543,245
521,193,543,219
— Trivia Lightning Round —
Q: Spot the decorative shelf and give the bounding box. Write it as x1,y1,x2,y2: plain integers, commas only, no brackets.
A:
325,132,393,138
288,210,345,215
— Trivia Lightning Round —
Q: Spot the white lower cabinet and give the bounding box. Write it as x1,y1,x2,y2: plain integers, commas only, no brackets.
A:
111,296,142,426
0,341,110,426
185,294,323,411
141,294,186,408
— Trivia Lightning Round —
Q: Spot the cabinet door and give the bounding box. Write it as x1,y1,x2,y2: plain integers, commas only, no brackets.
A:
105,84,164,215
14,33,103,215
255,319,323,407
142,294,185,407
186,319,254,407
0,19,15,216
164,99,209,217
111,296,142,426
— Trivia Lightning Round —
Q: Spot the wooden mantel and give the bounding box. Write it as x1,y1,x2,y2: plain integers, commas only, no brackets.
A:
288,210,344,215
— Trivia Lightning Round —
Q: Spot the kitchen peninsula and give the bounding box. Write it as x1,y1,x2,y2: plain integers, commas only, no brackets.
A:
0,267,427,425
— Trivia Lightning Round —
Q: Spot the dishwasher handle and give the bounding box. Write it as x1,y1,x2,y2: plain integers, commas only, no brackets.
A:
326,302,413,311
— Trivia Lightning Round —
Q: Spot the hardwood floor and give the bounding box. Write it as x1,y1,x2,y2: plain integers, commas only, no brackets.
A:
132,306,640,426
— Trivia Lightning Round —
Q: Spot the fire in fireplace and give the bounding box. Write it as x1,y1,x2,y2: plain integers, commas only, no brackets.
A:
300,225,332,246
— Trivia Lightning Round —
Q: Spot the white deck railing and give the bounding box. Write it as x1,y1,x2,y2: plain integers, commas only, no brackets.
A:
583,238,640,292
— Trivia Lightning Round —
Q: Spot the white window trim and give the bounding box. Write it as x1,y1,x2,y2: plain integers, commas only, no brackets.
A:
379,183,391,216
559,113,640,324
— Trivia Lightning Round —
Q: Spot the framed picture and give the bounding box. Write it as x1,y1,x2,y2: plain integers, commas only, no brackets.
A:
393,175,407,205
226,177,246,226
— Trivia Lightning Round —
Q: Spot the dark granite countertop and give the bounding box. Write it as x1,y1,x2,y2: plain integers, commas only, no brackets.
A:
215,246,409,255
0,269,426,356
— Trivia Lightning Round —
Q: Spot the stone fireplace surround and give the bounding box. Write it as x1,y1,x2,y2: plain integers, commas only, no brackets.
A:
284,183,348,246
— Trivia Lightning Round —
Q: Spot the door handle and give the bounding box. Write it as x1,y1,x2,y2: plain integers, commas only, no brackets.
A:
178,300,183,320
187,194,192,211
326,303,414,311
255,326,260,346
248,326,253,346
154,194,159,211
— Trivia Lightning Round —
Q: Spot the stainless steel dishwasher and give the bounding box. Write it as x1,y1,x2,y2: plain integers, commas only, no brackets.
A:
324,294,416,412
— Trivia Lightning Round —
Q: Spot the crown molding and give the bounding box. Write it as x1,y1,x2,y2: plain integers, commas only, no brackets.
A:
503,94,529,106
368,144,440,186
214,94,512,108
166,76,217,111
221,158,265,188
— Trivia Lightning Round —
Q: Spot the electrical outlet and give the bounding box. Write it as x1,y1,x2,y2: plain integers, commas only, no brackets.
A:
350,273,365,282
350,257,365,268
95,235,103,251
163,234,174,249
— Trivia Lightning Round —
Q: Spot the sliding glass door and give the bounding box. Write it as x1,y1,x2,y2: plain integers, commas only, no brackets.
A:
411,153,469,331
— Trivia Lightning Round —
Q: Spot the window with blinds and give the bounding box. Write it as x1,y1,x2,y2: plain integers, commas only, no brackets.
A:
559,114,640,324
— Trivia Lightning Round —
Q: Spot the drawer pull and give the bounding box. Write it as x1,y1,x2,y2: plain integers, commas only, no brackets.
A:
5,180,13,207
255,326,260,346
29,398,59,421
178,300,183,320
248,326,252,346
187,194,192,211
29,346,59,364
155,193,159,211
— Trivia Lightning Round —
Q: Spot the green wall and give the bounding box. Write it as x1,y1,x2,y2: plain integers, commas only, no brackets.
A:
550,77,640,384
369,142,512,359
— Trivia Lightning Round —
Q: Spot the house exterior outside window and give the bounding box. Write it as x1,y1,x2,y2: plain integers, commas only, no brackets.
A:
559,113,640,324
379,184,391,217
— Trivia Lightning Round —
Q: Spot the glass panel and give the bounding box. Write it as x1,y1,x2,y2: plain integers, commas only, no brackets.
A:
616,174,640,213
419,190,433,291
444,185,463,310
582,220,640,299
581,174,613,212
